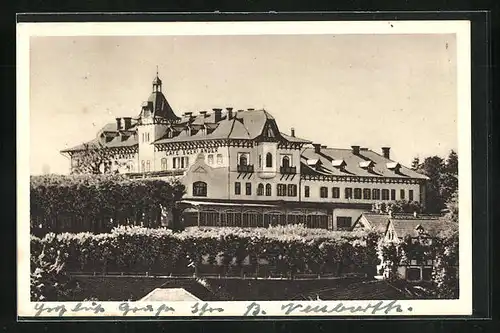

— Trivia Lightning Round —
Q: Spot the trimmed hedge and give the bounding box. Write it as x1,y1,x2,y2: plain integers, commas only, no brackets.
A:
31,225,380,278
30,174,185,235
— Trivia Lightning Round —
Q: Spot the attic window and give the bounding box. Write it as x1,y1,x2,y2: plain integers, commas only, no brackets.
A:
359,160,374,169
387,162,401,172
306,159,320,167
332,159,346,171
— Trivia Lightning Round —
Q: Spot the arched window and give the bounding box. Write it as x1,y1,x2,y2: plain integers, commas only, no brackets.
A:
282,155,290,168
239,154,248,166
265,153,273,168
161,158,167,171
193,181,207,197
257,183,264,196
141,160,145,172
265,183,272,196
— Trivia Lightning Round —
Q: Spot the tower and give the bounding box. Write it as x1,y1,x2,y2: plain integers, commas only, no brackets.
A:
137,69,179,172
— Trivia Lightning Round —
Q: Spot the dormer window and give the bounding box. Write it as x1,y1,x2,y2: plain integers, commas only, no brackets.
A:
332,159,347,171
359,160,374,169
306,159,320,167
387,162,402,173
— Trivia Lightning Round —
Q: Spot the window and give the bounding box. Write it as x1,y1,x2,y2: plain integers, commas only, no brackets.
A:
372,189,381,200
208,154,214,165
141,160,145,172
146,160,151,172
277,184,287,196
161,158,167,171
354,188,362,199
265,183,272,196
180,157,185,169
337,217,352,230
257,183,264,196
193,181,207,197
332,187,340,198
282,155,290,168
400,189,405,200
216,154,223,165
172,158,177,169
320,186,328,198
304,186,310,198
185,157,189,168
235,182,241,195
258,155,262,168
239,154,248,166
345,188,353,199
363,188,371,200
146,133,150,142
246,182,252,195
391,189,396,200
382,189,390,200
409,190,414,201
266,152,273,168
287,184,297,197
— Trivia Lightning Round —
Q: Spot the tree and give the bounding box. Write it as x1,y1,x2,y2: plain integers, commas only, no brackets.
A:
71,142,114,175
413,150,458,214
444,189,458,223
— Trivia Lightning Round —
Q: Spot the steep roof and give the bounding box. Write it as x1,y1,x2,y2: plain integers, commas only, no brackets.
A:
301,147,428,180
355,213,391,233
154,109,304,145
390,218,454,238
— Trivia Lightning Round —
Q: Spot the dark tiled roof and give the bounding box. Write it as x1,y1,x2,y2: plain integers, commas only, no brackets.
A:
359,213,391,233
154,109,299,144
390,219,453,238
301,147,428,180
61,123,139,152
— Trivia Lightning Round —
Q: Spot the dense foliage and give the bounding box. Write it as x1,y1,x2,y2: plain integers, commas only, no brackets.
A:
377,225,459,298
30,174,185,235
30,225,380,279
411,150,458,214
30,235,81,301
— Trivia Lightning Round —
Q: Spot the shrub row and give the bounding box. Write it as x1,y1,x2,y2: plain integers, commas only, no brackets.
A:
30,174,185,235
31,225,380,278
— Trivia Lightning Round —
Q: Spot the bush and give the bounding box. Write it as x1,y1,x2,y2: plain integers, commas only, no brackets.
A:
30,174,185,235
377,229,459,298
30,225,380,278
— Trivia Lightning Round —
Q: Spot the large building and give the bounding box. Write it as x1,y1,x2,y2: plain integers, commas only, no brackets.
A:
61,74,429,230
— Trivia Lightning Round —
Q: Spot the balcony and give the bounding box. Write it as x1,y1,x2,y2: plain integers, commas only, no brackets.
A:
280,166,297,174
237,164,254,173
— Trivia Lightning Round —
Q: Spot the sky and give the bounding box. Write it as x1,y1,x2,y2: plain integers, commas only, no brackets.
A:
29,33,457,175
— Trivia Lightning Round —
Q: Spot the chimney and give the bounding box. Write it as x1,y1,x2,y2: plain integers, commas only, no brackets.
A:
199,111,207,124
116,118,122,130
226,107,233,120
351,145,360,155
291,127,295,137
212,108,222,122
321,145,327,149
313,143,321,154
247,108,255,111
184,112,193,121
382,147,391,159
123,117,132,130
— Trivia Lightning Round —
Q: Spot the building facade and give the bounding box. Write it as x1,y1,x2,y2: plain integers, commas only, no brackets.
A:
61,74,429,230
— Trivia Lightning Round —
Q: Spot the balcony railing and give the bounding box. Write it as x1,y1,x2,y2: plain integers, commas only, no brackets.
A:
237,164,254,173
127,170,185,179
280,166,297,174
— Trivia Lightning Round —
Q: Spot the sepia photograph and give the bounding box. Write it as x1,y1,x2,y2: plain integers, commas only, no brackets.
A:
17,20,472,317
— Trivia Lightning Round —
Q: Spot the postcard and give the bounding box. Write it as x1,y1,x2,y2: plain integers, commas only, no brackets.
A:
17,19,472,318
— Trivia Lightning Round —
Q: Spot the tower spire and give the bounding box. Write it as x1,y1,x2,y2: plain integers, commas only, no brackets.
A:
152,66,162,92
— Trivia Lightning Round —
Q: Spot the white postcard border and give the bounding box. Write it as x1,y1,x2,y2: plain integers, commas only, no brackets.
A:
17,19,472,318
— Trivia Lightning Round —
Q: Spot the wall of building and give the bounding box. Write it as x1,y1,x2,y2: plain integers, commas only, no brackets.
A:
331,208,368,231
301,179,422,205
